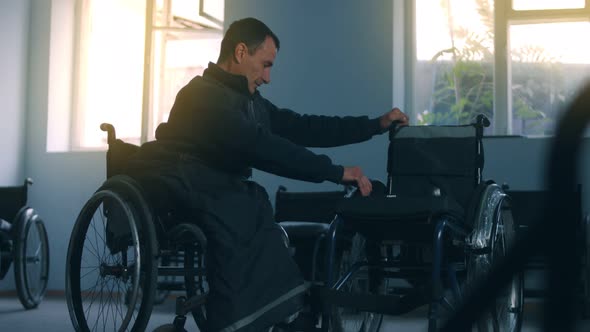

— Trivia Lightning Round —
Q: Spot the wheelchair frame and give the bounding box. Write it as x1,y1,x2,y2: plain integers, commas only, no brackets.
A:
0,178,49,309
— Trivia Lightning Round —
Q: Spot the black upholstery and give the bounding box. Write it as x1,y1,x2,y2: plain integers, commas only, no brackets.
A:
387,124,481,215
106,139,140,179
0,180,28,222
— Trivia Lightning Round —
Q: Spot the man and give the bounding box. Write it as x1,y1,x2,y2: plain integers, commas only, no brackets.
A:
127,17,408,332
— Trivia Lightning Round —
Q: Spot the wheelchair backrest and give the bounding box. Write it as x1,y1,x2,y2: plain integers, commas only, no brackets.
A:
386,119,486,211
101,123,140,179
0,179,29,221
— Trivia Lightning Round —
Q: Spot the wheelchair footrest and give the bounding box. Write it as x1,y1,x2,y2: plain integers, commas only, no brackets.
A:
317,286,428,316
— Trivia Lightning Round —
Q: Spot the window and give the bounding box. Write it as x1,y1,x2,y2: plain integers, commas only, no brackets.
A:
71,0,223,150
411,0,590,136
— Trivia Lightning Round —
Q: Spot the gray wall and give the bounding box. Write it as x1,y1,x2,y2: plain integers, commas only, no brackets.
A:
0,0,29,186
0,0,587,292
0,0,105,291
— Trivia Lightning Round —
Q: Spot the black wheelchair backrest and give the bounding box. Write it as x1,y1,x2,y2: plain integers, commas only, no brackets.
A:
101,123,140,179
386,116,488,210
0,178,32,221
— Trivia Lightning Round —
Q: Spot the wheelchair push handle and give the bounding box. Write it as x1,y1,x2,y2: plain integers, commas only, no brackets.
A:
100,123,117,145
474,114,491,128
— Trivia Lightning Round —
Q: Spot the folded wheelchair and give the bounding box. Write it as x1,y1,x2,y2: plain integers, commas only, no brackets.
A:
66,124,208,332
0,178,49,309
277,115,523,331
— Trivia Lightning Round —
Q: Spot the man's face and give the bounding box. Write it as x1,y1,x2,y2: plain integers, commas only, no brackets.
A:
238,36,277,94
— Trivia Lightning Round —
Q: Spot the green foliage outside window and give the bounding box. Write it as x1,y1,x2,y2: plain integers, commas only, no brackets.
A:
417,0,577,136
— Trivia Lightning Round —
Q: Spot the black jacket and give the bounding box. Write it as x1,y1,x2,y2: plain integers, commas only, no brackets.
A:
154,62,382,182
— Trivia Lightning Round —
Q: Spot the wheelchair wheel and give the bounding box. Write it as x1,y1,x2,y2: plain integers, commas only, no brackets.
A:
14,208,50,309
468,193,523,332
332,234,384,332
66,176,158,332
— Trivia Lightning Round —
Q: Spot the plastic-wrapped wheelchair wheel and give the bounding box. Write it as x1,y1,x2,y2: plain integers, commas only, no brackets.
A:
467,184,523,332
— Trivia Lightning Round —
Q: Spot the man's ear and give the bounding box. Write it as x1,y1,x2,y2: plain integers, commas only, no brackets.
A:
234,42,248,64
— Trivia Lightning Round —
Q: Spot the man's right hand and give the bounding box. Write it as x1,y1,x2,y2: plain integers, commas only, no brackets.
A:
342,166,372,196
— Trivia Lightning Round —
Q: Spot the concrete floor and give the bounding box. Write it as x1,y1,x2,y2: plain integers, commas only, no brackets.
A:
0,295,589,331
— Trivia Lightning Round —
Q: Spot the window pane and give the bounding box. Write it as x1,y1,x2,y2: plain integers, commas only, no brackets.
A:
149,31,221,140
75,0,145,148
512,0,585,11
415,0,495,130
202,0,224,23
510,22,590,136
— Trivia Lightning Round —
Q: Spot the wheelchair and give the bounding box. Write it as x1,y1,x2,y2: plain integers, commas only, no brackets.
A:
65,124,208,332
0,178,50,309
276,116,523,331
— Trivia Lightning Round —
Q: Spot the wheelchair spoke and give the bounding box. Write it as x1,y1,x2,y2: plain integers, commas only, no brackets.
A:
80,205,140,330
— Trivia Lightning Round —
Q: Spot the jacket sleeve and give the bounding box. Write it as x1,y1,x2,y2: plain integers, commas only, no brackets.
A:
264,99,383,147
158,85,344,184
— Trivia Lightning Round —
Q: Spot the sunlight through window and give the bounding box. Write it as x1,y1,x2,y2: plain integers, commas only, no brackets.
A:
74,0,145,149
510,22,590,135
413,0,590,136
72,0,223,150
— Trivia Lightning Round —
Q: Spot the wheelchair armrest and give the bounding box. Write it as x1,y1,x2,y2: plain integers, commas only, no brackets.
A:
274,189,346,223
279,221,330,238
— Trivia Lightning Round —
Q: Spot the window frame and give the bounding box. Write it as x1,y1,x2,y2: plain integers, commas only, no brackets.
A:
400,0,590,136
69,0,224,150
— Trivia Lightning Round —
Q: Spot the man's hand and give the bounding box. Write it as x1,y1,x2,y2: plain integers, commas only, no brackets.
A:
342,166,372,196
379,107,409,131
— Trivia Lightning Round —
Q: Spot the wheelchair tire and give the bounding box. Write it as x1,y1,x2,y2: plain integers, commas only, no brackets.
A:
14,208,50,309
468,192,524,332
66,176,158,332
331,234,384,332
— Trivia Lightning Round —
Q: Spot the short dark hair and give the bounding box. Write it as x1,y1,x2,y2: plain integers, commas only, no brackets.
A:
217,18,280,63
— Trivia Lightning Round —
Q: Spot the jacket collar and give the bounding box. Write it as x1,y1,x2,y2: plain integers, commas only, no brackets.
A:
203,62,260,98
